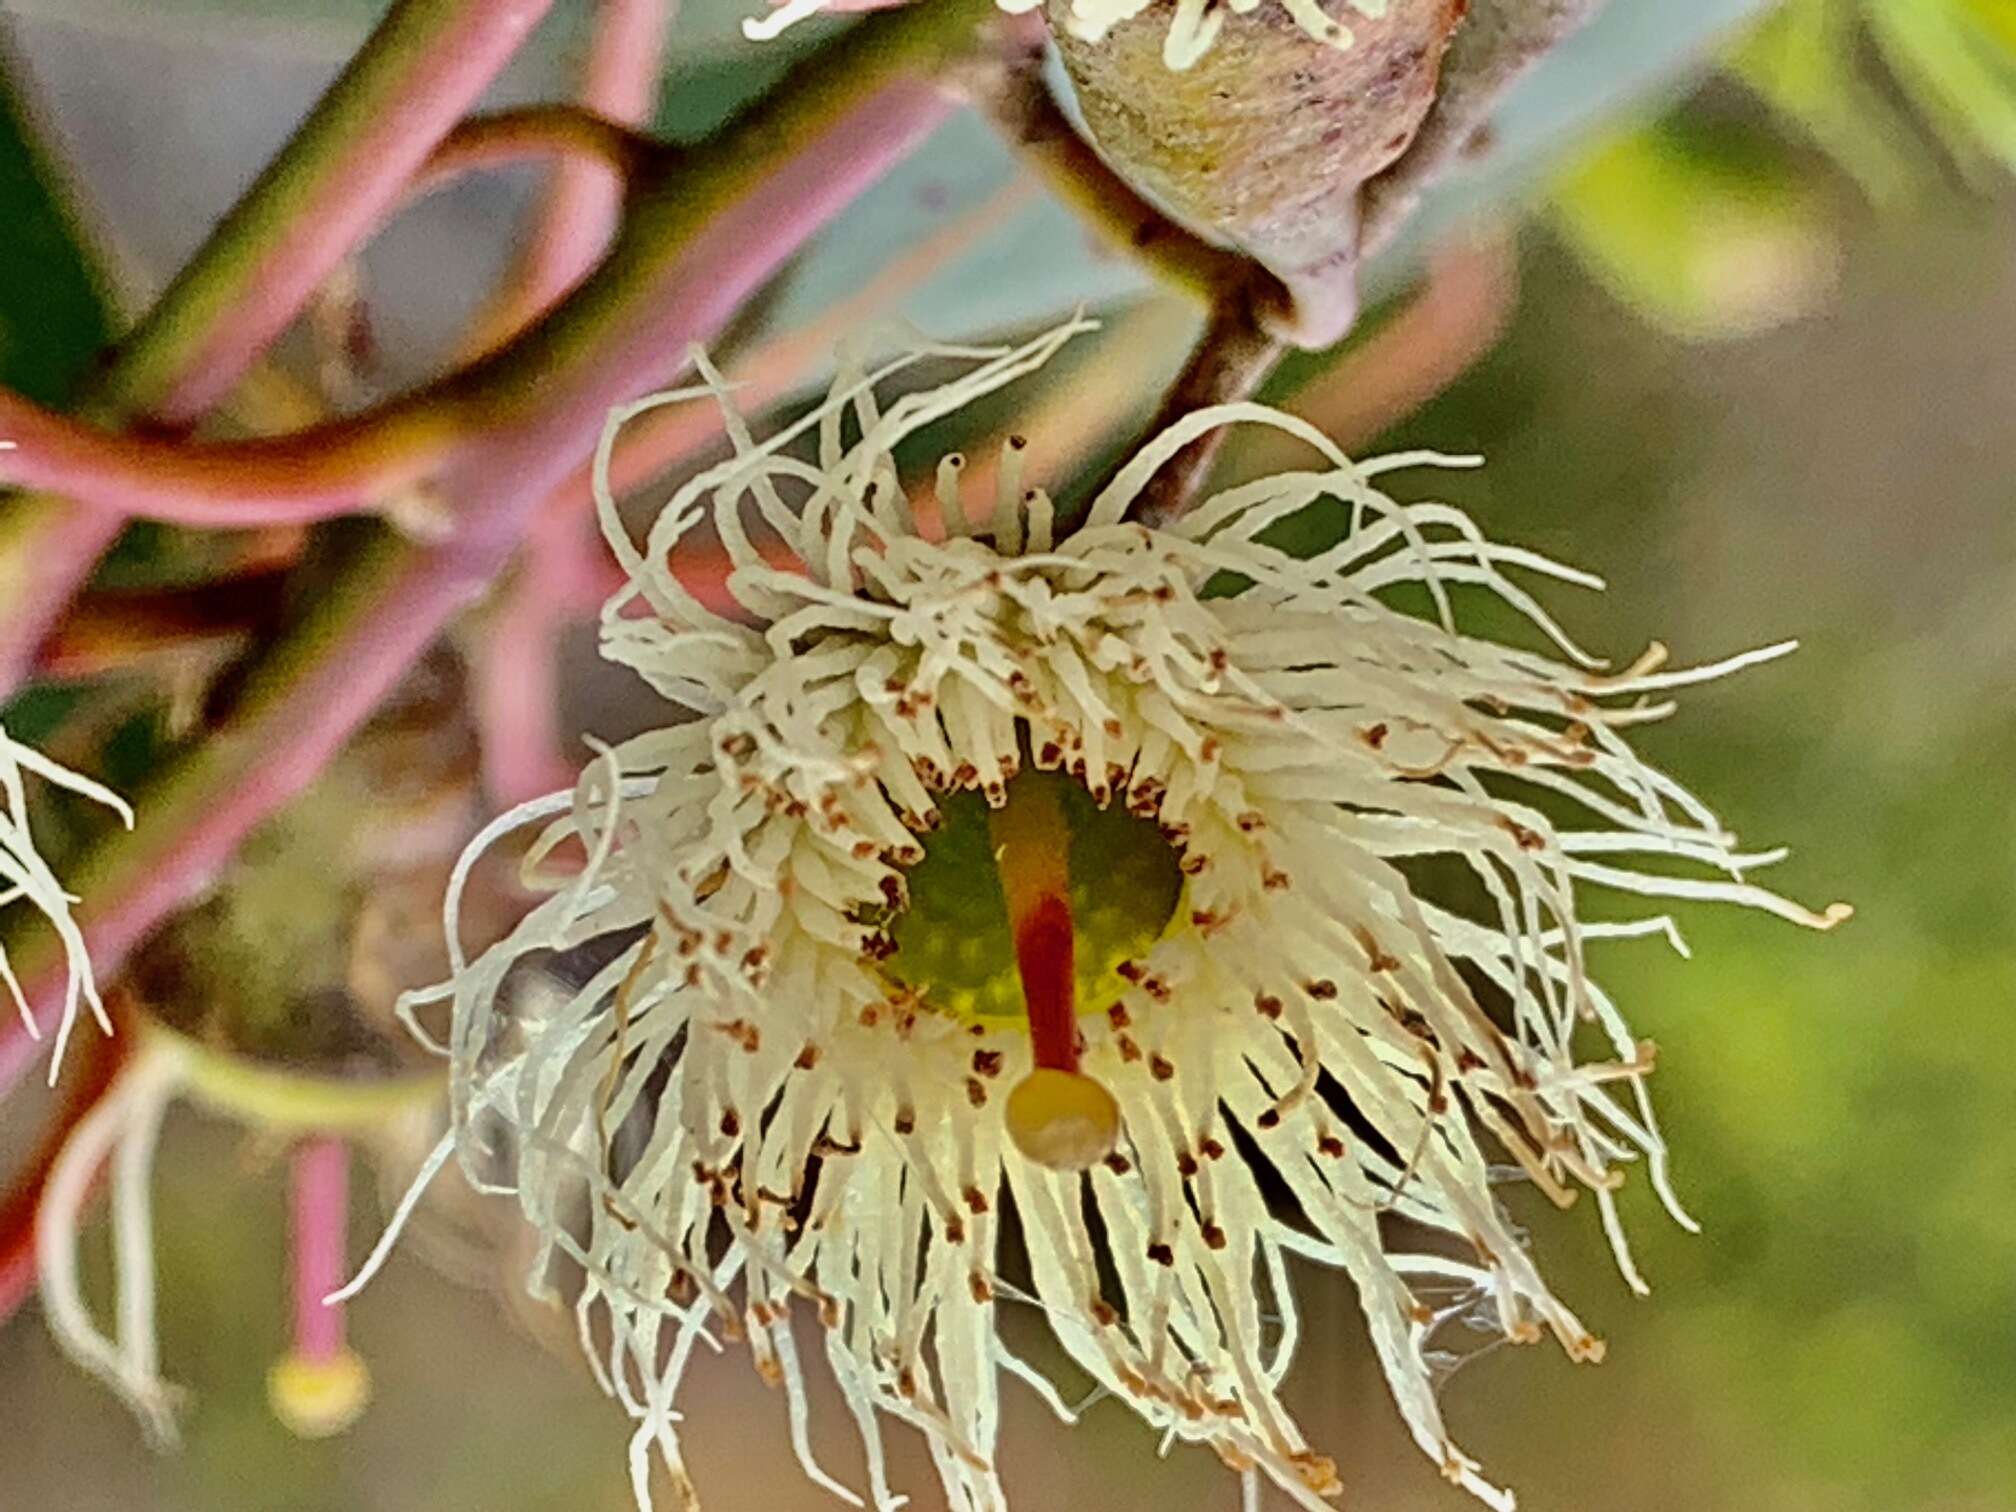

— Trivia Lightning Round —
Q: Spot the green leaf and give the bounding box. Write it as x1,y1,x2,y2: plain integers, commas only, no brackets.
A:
0,70,113,403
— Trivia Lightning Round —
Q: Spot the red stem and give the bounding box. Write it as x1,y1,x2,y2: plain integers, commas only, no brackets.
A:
0,391,448,528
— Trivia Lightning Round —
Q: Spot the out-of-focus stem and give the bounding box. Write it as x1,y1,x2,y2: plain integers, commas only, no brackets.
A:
470,0,677,803
33,573,290,682
0,0,556,699
468,0,677,356
118,0,558,426
419,105,663,193
0,0,989,1096
0,389,454,527
290,1137,351,1365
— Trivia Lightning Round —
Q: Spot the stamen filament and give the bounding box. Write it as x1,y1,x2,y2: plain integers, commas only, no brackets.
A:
268,1135,370,1438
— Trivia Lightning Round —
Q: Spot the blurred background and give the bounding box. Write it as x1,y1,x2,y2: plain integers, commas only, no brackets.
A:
1,1,2012,1509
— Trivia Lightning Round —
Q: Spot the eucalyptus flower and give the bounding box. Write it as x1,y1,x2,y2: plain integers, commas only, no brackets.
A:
0,723,130,1079
375,320,1846,1511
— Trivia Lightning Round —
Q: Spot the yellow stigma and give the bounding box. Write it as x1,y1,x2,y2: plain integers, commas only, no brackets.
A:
1005,1067,1122,1172
267,1346,371,1439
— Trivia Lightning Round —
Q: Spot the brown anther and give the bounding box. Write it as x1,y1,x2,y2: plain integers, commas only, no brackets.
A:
1235,810,1266,834
1197,1136,1226,1161
1148,1053,1176,1082
1316,1133,1347,1159
965,1078,989,1108
945,1217,966,1245
1176,1152,1199,1179
1306,979,1339,1001
1146,1241,1175,1267
1262,867,1291,892
969,1272,995,1304
1200,1222,1228,1251
1359,722,1389,750
962,1185,991,1215
1102,1153,1133,1175
1107,1003,1133,1030
1179,852,1209,876
1089,1300,1119,1328
1255,993,1284,1020
1257,1109,1281,1131
1117,1035,1143,1063
719,1109,741,1138
972,1048,1005,1078
894,1107,917,1136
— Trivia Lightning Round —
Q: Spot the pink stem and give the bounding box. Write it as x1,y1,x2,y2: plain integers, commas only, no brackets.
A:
0,80,957,1097
135,0,559,428
503,0,675,328
473,0,675,804
290,1136,351,1363
0,0,557,704
0,509,126,695
0,393,443,527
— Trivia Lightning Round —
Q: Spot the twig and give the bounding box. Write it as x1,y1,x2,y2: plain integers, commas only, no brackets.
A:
0,0,559,701
0,0,991,1097
467,0,679,358
468,0,678,804
1122,283,1287,529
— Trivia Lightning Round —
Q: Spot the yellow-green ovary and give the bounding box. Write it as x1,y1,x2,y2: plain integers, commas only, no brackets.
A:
880,771,1184,1024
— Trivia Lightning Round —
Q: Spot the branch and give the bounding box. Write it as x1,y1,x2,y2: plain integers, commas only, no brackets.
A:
0,0,990,1097
469,0,679,805
0,0,559,700
420,104,666,193
467,0,679,356
114,0,561,428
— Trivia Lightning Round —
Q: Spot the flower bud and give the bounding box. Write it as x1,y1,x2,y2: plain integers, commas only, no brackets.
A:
1049,0,1467,343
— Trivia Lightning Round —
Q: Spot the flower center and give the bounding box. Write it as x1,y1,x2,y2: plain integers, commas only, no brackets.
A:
878,769,1184,1172
879,771,1182,1026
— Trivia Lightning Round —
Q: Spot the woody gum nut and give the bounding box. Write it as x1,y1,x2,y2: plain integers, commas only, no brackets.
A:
1050,0,1467,347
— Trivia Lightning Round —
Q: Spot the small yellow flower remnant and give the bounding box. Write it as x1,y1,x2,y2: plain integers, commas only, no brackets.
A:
0,722,130,1079
389,321,1846,1511
745,0,1390,70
